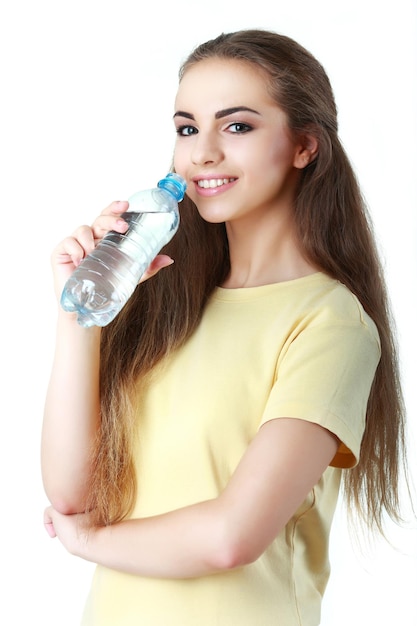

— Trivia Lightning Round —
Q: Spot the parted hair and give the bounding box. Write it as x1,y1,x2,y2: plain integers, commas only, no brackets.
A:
86,29,409,535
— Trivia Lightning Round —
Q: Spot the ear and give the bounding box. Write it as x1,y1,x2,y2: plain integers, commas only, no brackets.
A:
293,133,319,169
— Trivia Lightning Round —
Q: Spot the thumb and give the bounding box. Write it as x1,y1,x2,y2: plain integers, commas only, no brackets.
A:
139,254,174,283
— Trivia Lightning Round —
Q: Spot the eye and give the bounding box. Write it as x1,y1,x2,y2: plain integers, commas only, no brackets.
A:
176,125,198,137
227,122,252,133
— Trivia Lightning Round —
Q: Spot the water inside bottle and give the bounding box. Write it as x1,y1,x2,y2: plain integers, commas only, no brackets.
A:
61,210,178,327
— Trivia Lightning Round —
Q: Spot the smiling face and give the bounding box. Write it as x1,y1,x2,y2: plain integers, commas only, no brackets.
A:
173,58,310,227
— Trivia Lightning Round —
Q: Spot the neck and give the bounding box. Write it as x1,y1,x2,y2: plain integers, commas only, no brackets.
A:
221,211,317,289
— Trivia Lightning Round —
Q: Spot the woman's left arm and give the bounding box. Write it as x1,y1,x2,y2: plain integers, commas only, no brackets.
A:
44,417,338,578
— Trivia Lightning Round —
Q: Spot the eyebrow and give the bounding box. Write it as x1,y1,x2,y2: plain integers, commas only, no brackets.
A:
173,106,261,120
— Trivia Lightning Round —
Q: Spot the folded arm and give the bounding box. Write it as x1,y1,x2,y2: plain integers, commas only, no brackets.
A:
45,417,339,577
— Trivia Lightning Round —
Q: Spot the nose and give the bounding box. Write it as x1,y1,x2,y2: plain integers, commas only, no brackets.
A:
191,131,223,166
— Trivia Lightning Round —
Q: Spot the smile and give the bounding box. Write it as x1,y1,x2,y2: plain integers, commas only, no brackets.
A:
197,178,236,189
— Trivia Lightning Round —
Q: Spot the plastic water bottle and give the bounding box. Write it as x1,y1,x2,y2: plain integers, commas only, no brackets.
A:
60,172,187,328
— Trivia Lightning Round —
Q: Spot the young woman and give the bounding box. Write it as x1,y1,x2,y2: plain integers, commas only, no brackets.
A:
42,29,408,625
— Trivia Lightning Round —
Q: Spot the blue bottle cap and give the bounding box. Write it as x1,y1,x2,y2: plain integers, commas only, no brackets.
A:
158,173,187,201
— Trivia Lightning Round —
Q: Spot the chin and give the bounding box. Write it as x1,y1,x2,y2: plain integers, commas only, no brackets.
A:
194,203,228,224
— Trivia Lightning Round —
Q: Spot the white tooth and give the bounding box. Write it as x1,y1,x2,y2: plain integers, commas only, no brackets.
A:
197,178,235,188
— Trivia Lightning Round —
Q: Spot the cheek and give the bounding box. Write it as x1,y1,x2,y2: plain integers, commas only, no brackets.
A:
172,141,189,174
267,140,297,167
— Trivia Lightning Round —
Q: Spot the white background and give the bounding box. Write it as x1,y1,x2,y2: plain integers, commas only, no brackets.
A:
0,1,416,624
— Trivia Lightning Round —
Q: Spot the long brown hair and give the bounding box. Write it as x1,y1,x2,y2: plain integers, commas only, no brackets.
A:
87,29,409,534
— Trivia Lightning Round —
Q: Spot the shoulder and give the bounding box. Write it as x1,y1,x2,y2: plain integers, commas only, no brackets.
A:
291,273,380,346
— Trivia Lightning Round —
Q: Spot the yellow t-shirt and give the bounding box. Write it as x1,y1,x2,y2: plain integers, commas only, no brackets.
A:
82,273,381,626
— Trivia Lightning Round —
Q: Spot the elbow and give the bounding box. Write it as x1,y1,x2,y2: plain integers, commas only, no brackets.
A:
208,529,262,571
43,482,87,515
50,498,84,516
42,464,88,514
46,493,85,515
203,501,269,572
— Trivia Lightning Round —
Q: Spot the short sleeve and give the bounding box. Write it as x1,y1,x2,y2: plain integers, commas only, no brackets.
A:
259,320,381,468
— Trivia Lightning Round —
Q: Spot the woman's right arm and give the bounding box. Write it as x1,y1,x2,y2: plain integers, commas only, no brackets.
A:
41,312,101,514
41,201,175,514
41,202,130,514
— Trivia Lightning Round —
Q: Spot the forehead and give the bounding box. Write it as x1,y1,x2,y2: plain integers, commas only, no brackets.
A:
175,58,275,112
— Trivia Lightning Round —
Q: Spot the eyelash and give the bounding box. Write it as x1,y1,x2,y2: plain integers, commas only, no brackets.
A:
176,125,197,136
175,122,253,136
228,122,252,133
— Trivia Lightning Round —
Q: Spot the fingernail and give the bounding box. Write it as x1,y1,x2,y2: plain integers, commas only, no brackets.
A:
44,522,56,538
